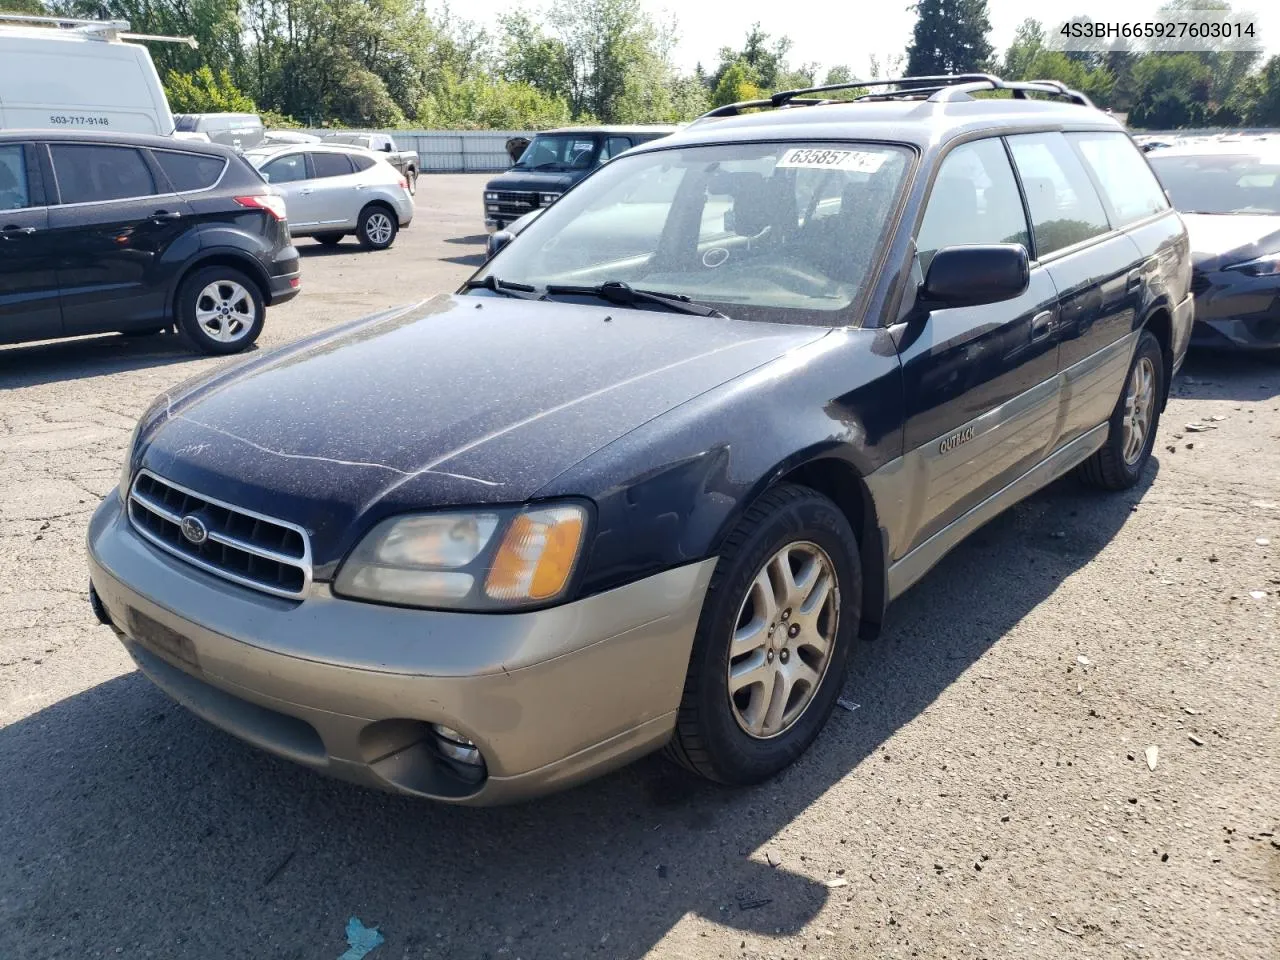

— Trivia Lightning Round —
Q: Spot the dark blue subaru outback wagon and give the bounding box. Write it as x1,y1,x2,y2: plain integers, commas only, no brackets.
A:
88,74,1193,804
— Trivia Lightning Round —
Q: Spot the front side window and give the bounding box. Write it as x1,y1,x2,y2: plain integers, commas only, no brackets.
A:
513,134,600,172
311,153,355,178
479,141,914,324
50,144,156,204
154,150,225,192
600,137,633,162
0,145,32,210
1069,132,1169,226
1007,132,1110,257
257,153,306,184
916,138,1030,273
1147,152,1280,216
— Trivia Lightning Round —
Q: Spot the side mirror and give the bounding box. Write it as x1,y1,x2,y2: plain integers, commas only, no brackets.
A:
921,244,1029,308
486,230,515,259
382,143,393,153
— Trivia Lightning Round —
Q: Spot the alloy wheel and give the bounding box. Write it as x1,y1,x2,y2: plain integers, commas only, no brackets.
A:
195,280,255,343
1122,355,1156,464
728,541,840,739
365,212,394,246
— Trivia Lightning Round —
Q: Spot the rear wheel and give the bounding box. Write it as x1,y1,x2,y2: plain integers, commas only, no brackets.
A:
175,266,264,356
1078,328,1164,490
357,205,398,250
314,232,344,247
665,484,860,785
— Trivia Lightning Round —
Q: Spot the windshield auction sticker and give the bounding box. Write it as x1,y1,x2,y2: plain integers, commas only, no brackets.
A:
776,148,887,172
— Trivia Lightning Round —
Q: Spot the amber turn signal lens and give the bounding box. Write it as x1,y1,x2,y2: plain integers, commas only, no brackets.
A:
485,506,586,602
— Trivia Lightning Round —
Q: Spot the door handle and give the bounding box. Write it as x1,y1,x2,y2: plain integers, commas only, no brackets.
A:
299,188,313,196
150,210,182,222
1030,310,1055,342
1,224,36,238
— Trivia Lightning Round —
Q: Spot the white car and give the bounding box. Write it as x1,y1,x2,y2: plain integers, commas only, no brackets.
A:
245,143,414,251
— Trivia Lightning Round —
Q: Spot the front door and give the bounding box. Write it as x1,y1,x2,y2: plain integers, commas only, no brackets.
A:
0,142,61,344
893,137,1061,556
258,152,317,226
45,142,193,335
303,151,361,230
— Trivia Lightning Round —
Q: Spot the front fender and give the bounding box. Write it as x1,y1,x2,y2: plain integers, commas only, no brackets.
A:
535,327,905,597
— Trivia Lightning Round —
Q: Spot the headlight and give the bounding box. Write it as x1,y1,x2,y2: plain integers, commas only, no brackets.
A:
118,418,143,502
540,193,560,205
334,503,589,610
484,192,499,201
1225,252,1280,277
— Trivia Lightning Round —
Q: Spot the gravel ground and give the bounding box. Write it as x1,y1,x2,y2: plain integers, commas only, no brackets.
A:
1,175,1276,960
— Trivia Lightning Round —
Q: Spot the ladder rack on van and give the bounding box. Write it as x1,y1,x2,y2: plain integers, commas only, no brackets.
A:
0,13,197,48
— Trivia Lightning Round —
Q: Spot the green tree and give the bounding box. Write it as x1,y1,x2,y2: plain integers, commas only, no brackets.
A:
1242,55,1280,125
1001,18,1044,79
164,66,254,113
711,60,762,107
905,0,993,76
712,23,791,91
1129,53,1212,128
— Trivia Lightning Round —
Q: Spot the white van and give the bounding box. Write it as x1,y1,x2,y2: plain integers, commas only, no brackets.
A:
0,15,186,136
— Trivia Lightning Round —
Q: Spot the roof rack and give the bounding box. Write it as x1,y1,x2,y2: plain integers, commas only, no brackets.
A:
697,73,1092,120
0,12,198,47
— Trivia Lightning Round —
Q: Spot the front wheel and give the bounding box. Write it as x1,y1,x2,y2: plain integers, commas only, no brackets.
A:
1078,329,1164,490
357,205,398,250
665,484,861,785
175,266,264,356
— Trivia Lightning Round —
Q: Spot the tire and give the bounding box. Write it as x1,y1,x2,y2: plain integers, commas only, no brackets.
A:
665,483,861,785
405,169,417,196
1078,328,1164,490
356,205,398,250
175,266,265,356
314,232,344,247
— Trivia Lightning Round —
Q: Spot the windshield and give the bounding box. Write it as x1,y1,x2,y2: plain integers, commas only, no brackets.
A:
479,141,913,323
513,134,600,171
327,134,368,147
1149,153,1280,215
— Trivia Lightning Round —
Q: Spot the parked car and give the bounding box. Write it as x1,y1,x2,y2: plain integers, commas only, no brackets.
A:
263,129,320,145
172,113,265,151
482,124,677,231
323,132,419,194
89,75,1192,805
1147,142,1280,350
0,14,186,136
244,143,413,250
0,130,298,354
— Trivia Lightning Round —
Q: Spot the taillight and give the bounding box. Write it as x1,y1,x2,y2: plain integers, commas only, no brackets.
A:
398,178,408,190
236,195,287,221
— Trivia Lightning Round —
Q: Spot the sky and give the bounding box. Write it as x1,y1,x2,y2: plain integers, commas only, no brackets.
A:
449,0,1280,76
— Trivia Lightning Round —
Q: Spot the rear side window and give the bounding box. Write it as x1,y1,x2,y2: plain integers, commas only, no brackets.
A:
0,145,32,210
1068,132,1169,226
154,150,225,192
312,153,355,178
600,137,632,162
351,154,377,172
260,153,306,184
1006,133,1110,257
917,138,1030,272
50,144,157,204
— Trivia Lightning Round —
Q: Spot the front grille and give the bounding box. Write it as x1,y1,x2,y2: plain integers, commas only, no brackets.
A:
128,470,311,599
1190,271,1212,296
489,190,539,220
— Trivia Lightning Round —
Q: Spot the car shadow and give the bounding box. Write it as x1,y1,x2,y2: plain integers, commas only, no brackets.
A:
1173,350,1280,402
297,242,358,257
0,331,210,389
441,252,487,268
445,234,490,245
0,468,1156,959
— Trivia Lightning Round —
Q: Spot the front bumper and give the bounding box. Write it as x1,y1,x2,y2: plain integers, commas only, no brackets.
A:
484,217,506,233
87,495,714,804
1190,270,1280,350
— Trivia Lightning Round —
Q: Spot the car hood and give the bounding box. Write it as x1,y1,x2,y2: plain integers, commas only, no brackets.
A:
1181,213,1280,270
138,294,828,570
484,170,580,193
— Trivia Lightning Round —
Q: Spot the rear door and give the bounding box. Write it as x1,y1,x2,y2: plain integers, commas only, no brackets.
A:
894,137,1061,554
0,141,61,344
258,152,314,225
1006,132,1141,446
46,142,194,334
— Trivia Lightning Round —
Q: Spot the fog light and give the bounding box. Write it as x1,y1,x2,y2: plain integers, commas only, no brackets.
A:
431,723,482,765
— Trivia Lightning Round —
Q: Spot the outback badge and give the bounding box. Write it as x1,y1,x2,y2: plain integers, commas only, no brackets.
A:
939,426,975,455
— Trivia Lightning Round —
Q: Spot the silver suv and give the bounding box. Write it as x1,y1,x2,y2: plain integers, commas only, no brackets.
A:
245,144,414,250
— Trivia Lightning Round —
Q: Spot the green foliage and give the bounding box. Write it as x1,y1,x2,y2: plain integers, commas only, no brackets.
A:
1129,53,1212,128
711,61,763,108
906,0,994,76
164,66,255,113
416,71,571,129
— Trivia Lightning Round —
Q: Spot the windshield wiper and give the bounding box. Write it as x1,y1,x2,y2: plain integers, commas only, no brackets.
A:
464,276,541,299
543,280,725,317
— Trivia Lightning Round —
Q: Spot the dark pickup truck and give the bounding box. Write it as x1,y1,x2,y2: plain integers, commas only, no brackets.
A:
483,125,676,231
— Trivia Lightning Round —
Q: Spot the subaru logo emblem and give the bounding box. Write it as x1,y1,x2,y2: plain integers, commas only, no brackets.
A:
180,515,208,545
